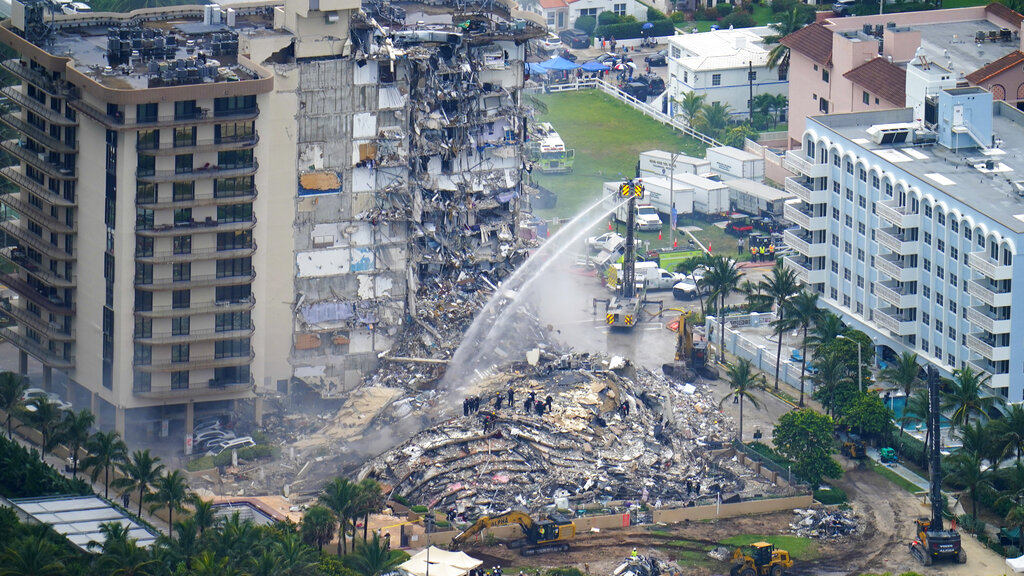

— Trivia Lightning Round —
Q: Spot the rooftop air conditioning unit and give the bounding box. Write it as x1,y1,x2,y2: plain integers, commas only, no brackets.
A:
1012,181,1024,197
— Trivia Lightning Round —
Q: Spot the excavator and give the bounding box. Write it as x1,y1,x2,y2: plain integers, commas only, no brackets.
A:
661,313,717,381
909,366,967,566
450,511,575,556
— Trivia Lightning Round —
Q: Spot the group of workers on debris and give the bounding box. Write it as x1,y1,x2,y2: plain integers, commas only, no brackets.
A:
462,389,554,420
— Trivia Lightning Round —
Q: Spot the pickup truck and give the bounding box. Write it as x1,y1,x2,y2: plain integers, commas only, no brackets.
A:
611,262,684,291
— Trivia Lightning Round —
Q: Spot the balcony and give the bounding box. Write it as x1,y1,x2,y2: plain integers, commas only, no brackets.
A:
136,217,255,237
0,249,75,288
136,349,255,372
784,177,829,204
966,333,1012,362
874,307,916,336
136,188,257,210
134,325,254,346
966,278,1012,308
1,86,77,127
0,60,60,94
875,254,916,282
783,202,827,230
783,256,826,285
132,376,254,399
0,114,76,154
783,229,826,258
68,99,259,130
0,326,73,369
1,304,74,341
965,306,1011,334
138,134,259,157
0,167,75,207
136,161,258,183
135,244,256,264
875,227,919,256
0,194,74,234
784,149,828,178
135,269,256,291
0,140,76,181
874,281,918,309
0,221,74,261
967,251,1013,281
967,359,1010,390
134,296,255,319
0,273,73,314
875,200,920,228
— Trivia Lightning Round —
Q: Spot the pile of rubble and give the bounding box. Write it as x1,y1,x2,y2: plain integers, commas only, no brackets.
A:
358,353,795,515
789,508,859,539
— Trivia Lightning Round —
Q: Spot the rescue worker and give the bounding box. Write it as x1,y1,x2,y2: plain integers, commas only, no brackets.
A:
523,397,531,414
759,245,766,260
631,547,638,558
507,387,514,407
535,400,545,416
494,392,502,411
463,398,469,417
769,244,776,260
545,395,553,412
750,245,757,262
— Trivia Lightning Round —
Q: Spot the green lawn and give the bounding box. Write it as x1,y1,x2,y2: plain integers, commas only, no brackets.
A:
532,91,707,221
869,460,926,494
720,534,821,561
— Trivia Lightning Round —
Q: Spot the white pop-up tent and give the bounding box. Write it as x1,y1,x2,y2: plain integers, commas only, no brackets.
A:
399,546,483,576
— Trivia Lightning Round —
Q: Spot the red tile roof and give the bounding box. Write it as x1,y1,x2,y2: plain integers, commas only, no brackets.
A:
843,57,907,106
538,0,566,9
780,23,833,67
965,50,1024,84
985,2,1024,26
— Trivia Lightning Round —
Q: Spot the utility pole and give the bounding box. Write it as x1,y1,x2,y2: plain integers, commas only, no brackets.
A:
748,61,754,121
669,152,677,250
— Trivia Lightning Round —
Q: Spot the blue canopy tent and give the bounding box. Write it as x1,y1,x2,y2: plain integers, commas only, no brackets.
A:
641,22,654,30
580,60,609,72
526,61,548,75
541,56,581,71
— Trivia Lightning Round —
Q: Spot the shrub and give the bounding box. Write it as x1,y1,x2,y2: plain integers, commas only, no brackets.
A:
813,487,848,505
575,15,597,35
595,19,676,41
647,6,668,20
1008,545,1022,559
670,11,688,23
0,435,91,498
598,11,621,25
716,3,733,17
212,444,273,467
720,10,756,28
392,494,410,506
770,0,796,12
410,505,429,514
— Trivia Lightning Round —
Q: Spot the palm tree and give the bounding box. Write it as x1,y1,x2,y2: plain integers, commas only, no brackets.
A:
274,531,320,576
300,505,336,552
881,352,922,439
319,477,357,555
60,409,94,479
812,352,850,418
751,93,776,129
738,279,771,313
786,290,820,406
0,371,27,439
718,358,764,443
343,533,408,576
772,94,789,125
676,91,706,127
82,430,128,499
213,512,259,558
26,398,68,459
112,449,165,518
190,551,242,576
949,451,993,527
165,517,199,570
189,494,219,536
764,7,809,77
807,311,847,353
994,403,1024,461
941,365,1004,432
0,534,66,576
355,478,383,542
761,262,799,390
957,420,1003,469
147,469,190,534
899,388,932,467
997,462,1024,551
702,255,742,356
695,102,732,137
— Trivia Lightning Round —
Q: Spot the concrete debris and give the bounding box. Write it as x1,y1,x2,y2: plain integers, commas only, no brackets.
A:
359,354,796,515
706,547,733,562
789,508,859,539
612,555,670,576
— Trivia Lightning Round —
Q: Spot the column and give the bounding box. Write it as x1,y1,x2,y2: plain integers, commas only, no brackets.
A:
254,396,264,426
115,406,125,437
42,366,52,388
185,401,194,456
18,350,27,377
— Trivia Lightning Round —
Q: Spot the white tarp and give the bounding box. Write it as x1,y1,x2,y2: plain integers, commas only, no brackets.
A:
1007,555,1024,573
400,546,483,576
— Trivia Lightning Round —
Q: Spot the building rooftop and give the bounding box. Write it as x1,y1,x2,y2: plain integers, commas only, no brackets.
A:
966,49,1024,83
670,26,774,71
780,22,833,67
913,19,1017,78
811,104,1024,234
843,57,907,105
10,495,159,551
725,178,792,201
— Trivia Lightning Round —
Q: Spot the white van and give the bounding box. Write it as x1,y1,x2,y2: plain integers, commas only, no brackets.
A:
207,436,255,456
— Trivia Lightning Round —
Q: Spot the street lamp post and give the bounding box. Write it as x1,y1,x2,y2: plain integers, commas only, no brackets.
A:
837,335,863,393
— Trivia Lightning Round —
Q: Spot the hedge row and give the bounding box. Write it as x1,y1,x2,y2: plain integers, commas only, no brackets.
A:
594,19,675,41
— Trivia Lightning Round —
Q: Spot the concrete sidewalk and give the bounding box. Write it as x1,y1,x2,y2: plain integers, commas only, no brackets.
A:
865,445,929,492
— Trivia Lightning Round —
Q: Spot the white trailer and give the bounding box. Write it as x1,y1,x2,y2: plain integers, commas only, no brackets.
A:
705,146,765,181
725,178,793,218
672,173,730,216
603,182,663,230
638,150,711,180
635,176,694,217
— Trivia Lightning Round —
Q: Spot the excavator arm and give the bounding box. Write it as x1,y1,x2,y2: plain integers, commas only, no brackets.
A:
451,511,535,547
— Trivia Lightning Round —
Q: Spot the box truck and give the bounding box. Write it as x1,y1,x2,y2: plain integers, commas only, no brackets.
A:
705,146,765,181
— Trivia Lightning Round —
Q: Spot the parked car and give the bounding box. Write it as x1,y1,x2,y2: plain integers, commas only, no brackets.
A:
639,73,665,94
558,49,578,62
207,436,256,457
540,34,562,52
621,81,649,101
597,52,626,67
558,28,590,50
21,388,72,412
833,0,856,16
672,279,706,300
644,49,668,67
193,429,235,446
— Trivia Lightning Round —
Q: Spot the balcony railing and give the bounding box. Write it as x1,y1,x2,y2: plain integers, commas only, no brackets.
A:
1,303,74,341
132,376,254,399
0,60,60,94
875,227,919,255
1,86,77,127
874,308,916,336
784,149,828,178
967,251,1013,281
135,216,255,237
135,244,256,264
783,202,827,230
875,255,916,282
134,296,255,318
0,273,73,314
783,177,828,204
0,194,75,234
137,133,259,156
875,200,920,228
0,114,76,153
0,249,75,288
967,359,1010,390
783,256,825,285
966,333,1011,361
0,166,75,207
136,188,257,210
0,326,73,368
135,161,258,183
134,325,254,345
966,278,1012,308
0,221,75,261
874,281,917,309
70,98,259,130
136,348,254,372
782,229,826,258
965,306,1011,335
135,269,255,291
0,140,76,181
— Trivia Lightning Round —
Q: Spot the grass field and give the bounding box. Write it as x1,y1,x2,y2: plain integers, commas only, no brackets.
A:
869,459,926,494
720,534,821,561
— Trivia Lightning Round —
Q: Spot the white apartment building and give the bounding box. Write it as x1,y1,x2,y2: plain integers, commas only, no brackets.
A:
667,27,788,120
784,85,1024,400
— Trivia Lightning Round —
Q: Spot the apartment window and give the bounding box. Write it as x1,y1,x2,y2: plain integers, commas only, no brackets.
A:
216,122,255,144
171,371,189,390
819,98,829,113
135,237,154,258
845,215,853,227
949,301,957,314
833,182,840,194
846,188,853,201
833,155,841,167
856,302,863,314
922,285,930,298
174,208,192,225
133,343,151,365
712,74,721,86
950,247,959,261
922,312,930,325
936,293,943,306
172,316,190,336
137,154,155,177
871,175,879,189
174,126,196,147
948,353,956,366
217,148,254,169
215,338,250,358
858,168,867,182
135,289,152,312
951,220,959,233
858,196,866,208
216,257,251,278
937,239,945,253
172,289,190,309
137,129,159,150
923,259,931,272
173,181,194,202
218,230,252,250
964,227,972,240
832,234,839,247
884,182,893,197
172,262,191,282
923,232,931,245
949,273,957,287
935,319,943,333
843,294,850,306
863,91,870,105
216,284,250,302
843,268,851,281
844,241,851,255
217,203,252,223
173,235,191,255
133,372,151,393
174,100,198,120
683,71,688,84
857,275,864,288
136,182,157,204
948,326,956,339
924,205,933,218
822,69,830,83
857,248,864,261
936,266,944,279
136,103,158,123
832,208,840,220
174,154,193,174
830,287,838,299
831,262,839,273
613,2,626,15
217,311,251,332
921,340,929,353
858,222,866,235
135,262,152,285
134,316,152,338
214,95,256,117
934,346,942,359
937,212,946,225
171,344,189,363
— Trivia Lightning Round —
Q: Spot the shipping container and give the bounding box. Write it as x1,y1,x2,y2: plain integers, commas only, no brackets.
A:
638,150,711,180
705,146,764,181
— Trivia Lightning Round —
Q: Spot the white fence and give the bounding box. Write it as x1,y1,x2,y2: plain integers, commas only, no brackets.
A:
706,312,816,394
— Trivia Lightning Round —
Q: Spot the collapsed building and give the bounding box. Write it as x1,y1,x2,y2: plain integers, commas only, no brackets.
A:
0,0,544,438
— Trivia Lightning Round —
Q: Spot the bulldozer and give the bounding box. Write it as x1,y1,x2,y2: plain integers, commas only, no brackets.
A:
729,542,793,576
661,313,718,381
450,510,575,556
841,439,867,459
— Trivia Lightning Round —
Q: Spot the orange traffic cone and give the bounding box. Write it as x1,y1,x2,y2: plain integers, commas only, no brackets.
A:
658,231,662,241
608,221,613,231
673,239,678,248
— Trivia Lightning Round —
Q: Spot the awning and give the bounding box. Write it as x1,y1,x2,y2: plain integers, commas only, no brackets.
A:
581,61,609,72
399,547,482,576
541,56,581,71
